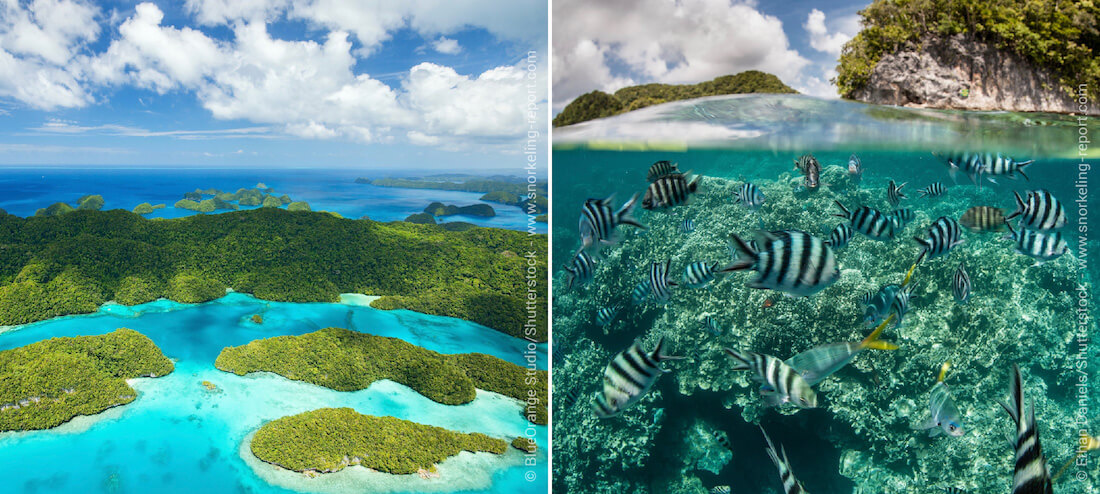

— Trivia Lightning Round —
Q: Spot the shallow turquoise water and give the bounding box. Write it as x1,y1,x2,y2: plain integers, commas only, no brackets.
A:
0,294,547,494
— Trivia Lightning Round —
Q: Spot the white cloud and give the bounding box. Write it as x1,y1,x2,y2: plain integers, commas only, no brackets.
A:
32,119,275,139
804,9,853,57
185,0,289,25
0,0,99,109
794,66,840,99
432,36,461,55
552,0,808,108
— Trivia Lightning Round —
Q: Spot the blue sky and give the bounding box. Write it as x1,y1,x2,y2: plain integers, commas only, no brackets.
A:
552,0,869,110
0,0,548,169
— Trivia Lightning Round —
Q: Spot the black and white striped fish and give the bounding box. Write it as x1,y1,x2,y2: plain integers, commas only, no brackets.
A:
700,316,722,336
888,208,916,229
1007,190,1066,231
713,429,731,449
944,152,987,186
891,284,913,327
998,364,1054,494
735,183,766,211
558,387,583,409
793,154,821,189
649,260,678,302
959,206,1007,232
684,261,720,288
953,263,970,304
710,487,731,494
887,180,907,206
647,160,680,182
631,280,651,305
579,194,646,251
761,426,809,494
642,173,701,210
944,488,966,494
824,223,853,249
914,217,964,263
680,218,696,234
919,182,947,198
724,348,818,408
982,153,1034,182
834,201,896,241
1004,223,1067,262
564,251,596,289
722,231,840,297
848,154,862,185
594,338,683,418
596,306,619,326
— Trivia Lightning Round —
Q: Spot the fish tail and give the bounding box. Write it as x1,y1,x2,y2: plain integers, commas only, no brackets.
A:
759,426,782,470
998,364,1024,426
688,175,701,193
832,200,851,219
861,314,898,350
1005,190,1025,220
1016,160,1033,181
902,260,918,286
722,348,751,371
652,336,685,362
616,193,646,229
938,361,951,383
720,234,756,271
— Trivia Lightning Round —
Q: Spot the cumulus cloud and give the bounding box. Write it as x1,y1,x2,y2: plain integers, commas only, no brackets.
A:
432,36,461,55
804,9,854,57
552,0,809,108
0,0,100,109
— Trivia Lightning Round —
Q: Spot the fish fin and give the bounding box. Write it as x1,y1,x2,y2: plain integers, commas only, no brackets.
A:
1016,163,1032,181
928,425,944,437
720,234,756,271
688,175,701,193
999,364,1023,426
902,261,919,286
938,361,952,383
912,238,930,264
722,348,751,371
616,193,646,229
652,336,685,362
761,391,785,407
860,314,898,350
832,200,851,219
1005,190,1025,220
759,426,782,470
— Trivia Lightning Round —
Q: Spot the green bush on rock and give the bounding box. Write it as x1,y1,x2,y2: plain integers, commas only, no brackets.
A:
261,196,282,208
286,201,310,212
76,195,104,211
34,202,75,217
132,203,166,215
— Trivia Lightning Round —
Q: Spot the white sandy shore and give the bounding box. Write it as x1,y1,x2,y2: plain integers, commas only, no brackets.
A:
338,293,382,306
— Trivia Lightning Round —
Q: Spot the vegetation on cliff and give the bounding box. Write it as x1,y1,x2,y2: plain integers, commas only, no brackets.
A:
0,208,546,339
215,327,547,424
835,0,1100,98
404,212,437,224
553,71,798,127
0,328,173,431
250,408,507,474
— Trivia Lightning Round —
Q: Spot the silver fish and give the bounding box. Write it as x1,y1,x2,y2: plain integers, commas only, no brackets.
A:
785,315,897,386
848,154,862,185
594,338,682,418
919,362,965,437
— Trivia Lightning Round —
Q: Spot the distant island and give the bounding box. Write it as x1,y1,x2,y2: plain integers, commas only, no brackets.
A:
424,202,496,217
356,175,548,214
0,208,546,341
132,203,166,215
836,0,1099,114
34,194,105,217
0,329,173,431
553,71,798,127
250,408,507,475
216,327,548,424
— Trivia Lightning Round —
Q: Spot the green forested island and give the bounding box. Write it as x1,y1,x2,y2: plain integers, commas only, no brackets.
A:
357,175,548,214
0,208,546,340
250,408,507,474
553,71,798,127
0,329,173,431
424,202,496,217
215,327,548,424
34,195,105,217
835,0,1099,99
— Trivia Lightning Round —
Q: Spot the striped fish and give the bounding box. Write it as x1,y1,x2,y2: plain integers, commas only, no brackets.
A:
861,284,901,327
793,154,821,189
834,201,896,241
848,154,862,185
713,429,731,449
722,231,840,297
647,160,680,182
1004,223,1067,262
710,487,731,494
579,194,645,251
700,316,722,336
649,260,678,302
564,251,596,290
959,206,1007,232
919,182,947,198
944,488,966,494
684,261,720,288
680,218,696,234
998,364,1054,494
642,173,700,210
953,262,970,304
558,387,583,409
914,216,964,263
594,338,683,418
887,180,907,206
889,208,916,229
891,284,913,327
1007,190,1066,231
786,315,897,386
919,362,965,437
944,152,987,186
982,153,1034,182
825,223,853,249
631,281,651,305
724,348,818,408
596,306,619,326
735,183,766,211
761,426,809,494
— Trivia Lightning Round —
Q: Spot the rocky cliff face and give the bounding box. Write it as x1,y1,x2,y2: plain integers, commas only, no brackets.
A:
852,34,1095,115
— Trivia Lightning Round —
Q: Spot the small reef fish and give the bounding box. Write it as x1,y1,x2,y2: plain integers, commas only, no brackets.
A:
684,261,720,288
824,223,853,249
712,429,731,449
723,348,818,408
834,201,896,241
914,216,964,263
710,487,731,494
565,251,596,290
793,154,821,189
648,260,678,303
999,364,1054,494
890,284,914,327
762,298,775,309
944,152,987,186
647,160,680,182
559,387,583,409
786,315,897,386
1007,189,1066,231
919,362,965,437
735,182,766,210
953,262,971,304
680,218,696,234
888,208,916,229
959,206,1007,232
887,180,907,206
1004,223,1067,262
981,153,1034,182
579,194,646,252
919,182,947,198
760,426,810,494
944,488,966,494
722,231,840,297
596,306,619,326
594,338,683,418
848,154,862,185
860,284,901,327
631,280,651,305
700,316,722,336
642,173,701,210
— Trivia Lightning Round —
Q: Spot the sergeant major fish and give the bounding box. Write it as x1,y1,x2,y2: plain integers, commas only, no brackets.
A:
999,364,1053,493
953,263,971,304
1004,223,1067,262
700,316,722,336
834,201,896,241
887,180,907,207
918,362,965,437
594,338,683,418
1007,189,1066,231
684,261,720,288
596,306,619,326
889,208,916,229
631,280,651,305
647,160,680,182
981,153,1034,183
723,348,818,408
824,223,853,249
959,206,1007,232
579,194,645,252
642,172,701,211
564,251,596,290
918,182,947,198
794,154,821,190
914,216,964,264
848,154,862,185
761,426,809,494
649,260,678,302
735,182,766,211
722,230,840,297
680,218,696,234
860,284,901,327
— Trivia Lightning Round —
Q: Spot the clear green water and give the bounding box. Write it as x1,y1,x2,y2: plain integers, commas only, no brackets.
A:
551,95,1099,493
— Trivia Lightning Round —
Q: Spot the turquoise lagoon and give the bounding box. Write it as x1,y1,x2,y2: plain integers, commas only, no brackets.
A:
0,293,547,494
